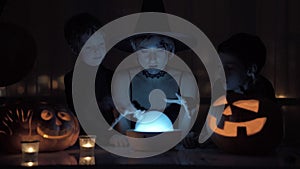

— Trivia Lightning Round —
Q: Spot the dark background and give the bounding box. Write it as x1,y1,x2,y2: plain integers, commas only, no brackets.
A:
0,0,299,145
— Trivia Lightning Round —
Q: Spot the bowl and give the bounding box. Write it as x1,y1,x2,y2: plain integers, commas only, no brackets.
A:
126,129,182,151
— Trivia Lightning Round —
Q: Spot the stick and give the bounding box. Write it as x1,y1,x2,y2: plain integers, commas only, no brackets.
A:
108,110,129,131
165,93,191,119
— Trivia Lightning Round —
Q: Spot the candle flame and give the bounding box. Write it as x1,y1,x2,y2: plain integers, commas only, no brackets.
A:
83,156,93,161
277,94,287,98
27,162,34,167
27,147,34,153
22,161,38,167
82,143,94,148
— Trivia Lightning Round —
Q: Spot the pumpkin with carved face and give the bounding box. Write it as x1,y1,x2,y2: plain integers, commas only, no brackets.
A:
207,93,283,154
0,101,79,153
33,103,79,151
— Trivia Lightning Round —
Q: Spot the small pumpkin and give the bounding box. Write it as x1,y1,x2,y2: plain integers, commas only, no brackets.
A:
0,101,79,153
207,92,283,154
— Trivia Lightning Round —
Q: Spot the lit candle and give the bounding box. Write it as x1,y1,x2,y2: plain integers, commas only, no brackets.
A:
27,147,34,153
21,161,38,167
82,143,93,148
21,141,39,167
79,135,96,150
79,156,95,165
21,140,40,154
277,94,287,98
79,149,95,165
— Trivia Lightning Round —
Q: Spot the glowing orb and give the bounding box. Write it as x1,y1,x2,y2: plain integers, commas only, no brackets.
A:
134,111,173,132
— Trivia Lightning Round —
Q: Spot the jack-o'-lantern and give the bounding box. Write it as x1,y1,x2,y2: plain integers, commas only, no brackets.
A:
33,103,79,151
0,101,79,153
207,93,283,154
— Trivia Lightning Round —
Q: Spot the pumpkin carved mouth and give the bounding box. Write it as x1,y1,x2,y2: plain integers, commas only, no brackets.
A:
208,114,267,137
36,126,73,139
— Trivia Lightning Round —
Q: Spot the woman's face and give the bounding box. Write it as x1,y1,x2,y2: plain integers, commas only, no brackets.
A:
136,36,171,74
219,52,248,91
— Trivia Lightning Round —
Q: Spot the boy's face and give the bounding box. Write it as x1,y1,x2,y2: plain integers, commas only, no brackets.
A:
136,36,172,74
219,52,248,91
80,32,106,66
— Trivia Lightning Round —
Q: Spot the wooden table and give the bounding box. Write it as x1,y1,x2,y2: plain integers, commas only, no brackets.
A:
0,144,299,169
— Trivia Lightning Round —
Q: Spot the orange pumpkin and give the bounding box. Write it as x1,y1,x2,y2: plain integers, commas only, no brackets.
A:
207,93,283,154
0,101,79,153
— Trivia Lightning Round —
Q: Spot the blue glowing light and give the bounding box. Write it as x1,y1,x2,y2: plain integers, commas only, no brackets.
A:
134,111,173,132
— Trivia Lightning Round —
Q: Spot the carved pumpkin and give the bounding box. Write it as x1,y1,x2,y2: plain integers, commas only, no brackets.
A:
0,101,79,153
207,93,283,154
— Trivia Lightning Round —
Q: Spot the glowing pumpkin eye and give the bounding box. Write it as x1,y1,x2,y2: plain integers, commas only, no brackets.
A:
41,110,53,121
57,112,71,121
232,100,259,113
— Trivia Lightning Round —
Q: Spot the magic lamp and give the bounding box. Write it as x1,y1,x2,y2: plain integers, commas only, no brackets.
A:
126,111,181,151
134,111,173,132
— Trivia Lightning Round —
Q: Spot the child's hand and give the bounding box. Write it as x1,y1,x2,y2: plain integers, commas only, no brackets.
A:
164,93,191,119
182,131,199,149
109,134,129,147
108,109,145,131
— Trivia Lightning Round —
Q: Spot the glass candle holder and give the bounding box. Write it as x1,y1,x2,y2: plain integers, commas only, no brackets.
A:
79,151,95,165
21,140,39,167
21,161,38,167
21,140,40,155
79,135,96,150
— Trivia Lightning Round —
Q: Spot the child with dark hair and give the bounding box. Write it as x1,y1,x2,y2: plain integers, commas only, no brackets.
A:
109,34,199,146
217,33,276,101
183,33,277,149
64,13,102,56
63,13,114,132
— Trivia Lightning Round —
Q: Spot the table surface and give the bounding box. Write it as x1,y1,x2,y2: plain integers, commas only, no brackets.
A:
0,144,300,169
